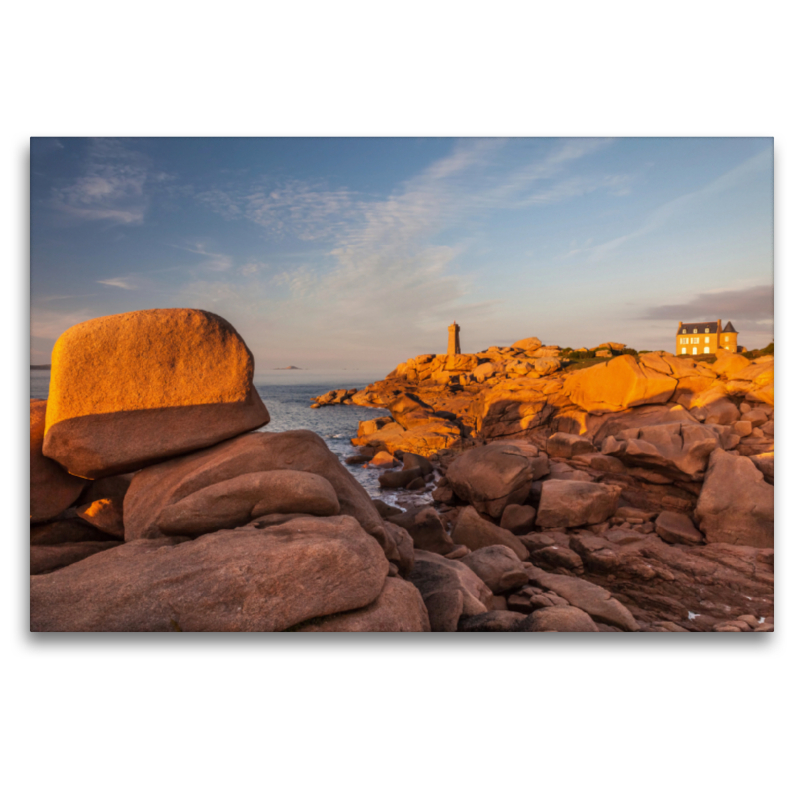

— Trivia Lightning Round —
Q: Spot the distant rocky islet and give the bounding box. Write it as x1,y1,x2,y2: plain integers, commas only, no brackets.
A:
29,311,773,633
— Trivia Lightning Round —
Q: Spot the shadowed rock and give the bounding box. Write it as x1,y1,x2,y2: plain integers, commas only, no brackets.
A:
31,518,117,546
546,432,595,459
76,496,125,538
654,511,704,546
42,309,269,478
30,541,121,575
124,430,399,565
515,606,600,632
387,507,460,557
451,506,529,560
408,550,492,631
30,400,87,523
696,450,773,548
458,611,527,631
601,422,721,481
526,566,639,631
156,470,339,537
31,516,388,632
499,503,536,535
536,480,621,528
461,545,528,593
446,442,540,518
294,578,430,632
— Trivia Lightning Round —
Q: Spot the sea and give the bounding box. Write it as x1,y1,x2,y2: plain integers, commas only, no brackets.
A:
30,368,415,505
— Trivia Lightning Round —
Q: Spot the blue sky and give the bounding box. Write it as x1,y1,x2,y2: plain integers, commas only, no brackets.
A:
30,137,774,371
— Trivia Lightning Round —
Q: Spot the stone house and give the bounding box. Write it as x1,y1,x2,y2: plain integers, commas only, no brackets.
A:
675,319,739,356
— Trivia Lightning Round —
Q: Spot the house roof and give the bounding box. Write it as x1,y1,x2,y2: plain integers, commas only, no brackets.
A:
677,321,718,334
722,321,738,333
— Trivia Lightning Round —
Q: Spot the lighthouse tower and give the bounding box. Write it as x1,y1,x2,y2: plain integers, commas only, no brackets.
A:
447,321,461,356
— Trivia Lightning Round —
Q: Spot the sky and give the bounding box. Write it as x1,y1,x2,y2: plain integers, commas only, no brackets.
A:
30,137,774,373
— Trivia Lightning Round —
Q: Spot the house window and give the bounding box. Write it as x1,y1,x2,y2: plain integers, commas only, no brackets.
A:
682,329,687,334
692,347,697,355
705,327,709,332
691,337,700,344
693,328,697,333
681,347,686,354
724,335,729,341
705,337,710,343
704,347,710,354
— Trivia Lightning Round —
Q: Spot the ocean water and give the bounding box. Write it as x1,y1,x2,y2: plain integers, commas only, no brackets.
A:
30,368,406,501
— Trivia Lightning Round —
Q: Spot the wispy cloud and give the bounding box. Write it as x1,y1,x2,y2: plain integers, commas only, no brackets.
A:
97,277,136,290
49,139,163,225
196,181,363,241
170,242,233,272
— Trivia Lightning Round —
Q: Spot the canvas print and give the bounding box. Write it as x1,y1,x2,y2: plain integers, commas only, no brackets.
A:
29,137,774,632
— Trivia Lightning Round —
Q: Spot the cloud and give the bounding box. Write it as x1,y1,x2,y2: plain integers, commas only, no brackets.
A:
49,139,155,225
196,138,628,247
170,242,233,272
176,139,636,365
97,277,136,290
642,284,773,323
196,181,363,241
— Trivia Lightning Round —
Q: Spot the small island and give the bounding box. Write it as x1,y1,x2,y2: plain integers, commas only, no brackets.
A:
273,366,303,370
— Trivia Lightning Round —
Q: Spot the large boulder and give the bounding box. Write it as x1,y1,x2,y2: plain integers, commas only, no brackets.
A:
513,337,542,351
352,418,462,457
123,430,400,565
696,450,774,548
601,423,721,481
460,545,528,593
294,578,430,632
451,506,529,560
546,432,595,459
388,393,437,429
386,507,461,557
564,355,677,414
446,442,541,518
30,400,87,523
31,516,388,632
42,309,270,478
654,510,704,546
408,550,492,631
526,566,639,631
536,480,621,528
157,470,340,537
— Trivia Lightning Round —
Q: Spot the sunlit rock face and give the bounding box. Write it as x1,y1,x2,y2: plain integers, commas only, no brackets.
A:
42,308,269,478
564,355,677,414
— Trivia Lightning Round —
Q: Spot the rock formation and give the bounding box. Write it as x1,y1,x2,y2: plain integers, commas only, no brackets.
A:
42,308,269,478
30,314,774,633
309,338,774,632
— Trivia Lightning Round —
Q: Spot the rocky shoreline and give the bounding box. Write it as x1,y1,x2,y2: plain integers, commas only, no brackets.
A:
309,336,775,632
30,317,773,632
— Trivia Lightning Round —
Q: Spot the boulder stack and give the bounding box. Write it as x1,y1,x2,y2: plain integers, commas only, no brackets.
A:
43,308,269,478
